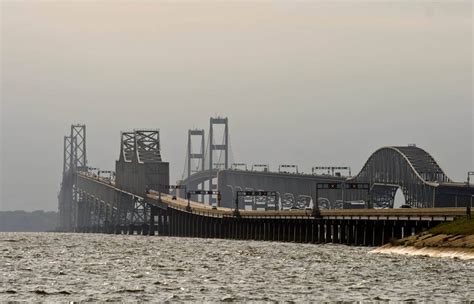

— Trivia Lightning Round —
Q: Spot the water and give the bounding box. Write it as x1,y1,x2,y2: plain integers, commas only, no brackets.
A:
1,233,473,302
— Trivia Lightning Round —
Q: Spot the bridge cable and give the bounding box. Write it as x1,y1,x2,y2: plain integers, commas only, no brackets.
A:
228,128,235,165
216,129,227,168
204,132,210,170
181,137,189,180
195,137,203,172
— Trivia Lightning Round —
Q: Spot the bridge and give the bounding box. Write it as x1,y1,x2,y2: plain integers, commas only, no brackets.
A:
58,119,473,246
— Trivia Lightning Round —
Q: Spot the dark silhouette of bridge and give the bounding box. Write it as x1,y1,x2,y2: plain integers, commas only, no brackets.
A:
57,119,473,246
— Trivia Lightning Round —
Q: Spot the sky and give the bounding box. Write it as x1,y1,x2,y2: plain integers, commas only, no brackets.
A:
1,1,472,211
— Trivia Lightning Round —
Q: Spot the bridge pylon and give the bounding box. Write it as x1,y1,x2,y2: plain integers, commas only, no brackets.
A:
187,129,205,178
58,124,87,231
209,117,229,204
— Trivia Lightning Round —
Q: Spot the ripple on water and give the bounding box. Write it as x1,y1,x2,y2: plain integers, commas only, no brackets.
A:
0,232,473,301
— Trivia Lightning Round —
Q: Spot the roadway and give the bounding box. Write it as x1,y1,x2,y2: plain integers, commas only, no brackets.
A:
77,172,471,223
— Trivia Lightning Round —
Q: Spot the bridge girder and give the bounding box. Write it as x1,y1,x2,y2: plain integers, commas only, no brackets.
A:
349,146,468,208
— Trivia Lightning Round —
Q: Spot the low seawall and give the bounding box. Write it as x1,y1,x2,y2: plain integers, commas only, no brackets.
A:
370,233,474,260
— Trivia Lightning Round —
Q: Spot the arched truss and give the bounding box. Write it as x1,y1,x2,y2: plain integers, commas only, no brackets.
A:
349,146,450,208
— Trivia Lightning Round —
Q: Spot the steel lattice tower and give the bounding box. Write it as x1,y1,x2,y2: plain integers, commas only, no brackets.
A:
187,129,205,178
58,124,87,231
209,117,229,172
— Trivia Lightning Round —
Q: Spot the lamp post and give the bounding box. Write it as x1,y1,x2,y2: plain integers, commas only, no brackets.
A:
186,192,191,211
467,172,473,219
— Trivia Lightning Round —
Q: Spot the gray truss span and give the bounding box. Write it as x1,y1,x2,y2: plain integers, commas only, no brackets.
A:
180,145,473,209
349,146,470,208
116,129,169,197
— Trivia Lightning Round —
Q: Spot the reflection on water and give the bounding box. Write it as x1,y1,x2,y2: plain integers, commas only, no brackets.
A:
1,233,473,301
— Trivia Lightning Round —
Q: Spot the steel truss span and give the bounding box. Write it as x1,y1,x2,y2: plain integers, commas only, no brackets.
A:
350,146,450,208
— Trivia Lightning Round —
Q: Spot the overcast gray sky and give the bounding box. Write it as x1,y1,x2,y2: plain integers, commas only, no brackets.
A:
1,1,472,211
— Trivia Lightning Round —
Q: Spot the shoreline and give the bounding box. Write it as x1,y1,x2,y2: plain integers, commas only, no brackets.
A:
370,232,474,260
371,244,474,260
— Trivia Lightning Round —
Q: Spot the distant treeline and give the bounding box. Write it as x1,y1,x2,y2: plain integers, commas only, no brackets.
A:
0,210,58,232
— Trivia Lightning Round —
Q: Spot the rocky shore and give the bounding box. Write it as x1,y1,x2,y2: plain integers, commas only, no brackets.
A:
371,217,474,260
371,233,474,260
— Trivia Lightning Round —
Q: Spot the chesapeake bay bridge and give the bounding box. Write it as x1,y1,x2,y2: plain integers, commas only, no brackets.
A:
58,118,473,246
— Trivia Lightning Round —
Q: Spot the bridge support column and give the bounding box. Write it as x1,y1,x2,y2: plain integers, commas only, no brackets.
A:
156,209,163,236
208,216,213,238
201,215,206,238
257,219,261,240
339,221,346,244
319,221,325,244
274,220,278,242
254,219,259,240
186,213,194,237
179,210,183,237
404,220,416,238
253,220,258,240
355,221,364,246
258,220,262,241
325,221,332,243
364,221,374,246
292,220,297,243
373,222,383,246
192,214,200,238
213,217,218,238
174,211,183,236
301,220,307,243
303,220,308,243
290,220,295,242
229,218,233,239
174,209,179,237
226,218,231,239
267,220,272,241
143,223,149,236
412,221,423,235
164,210,170,236
311,220,317,243
266,219,275,241
287,220,292,242
168,209,174,236
173,212,179,237
345,222,352,245
205,216,210,238
180,212,185,237
291,220,296,242
271,220,276,242
240,219,244,240
263,221,267,241
282,220,287,242
332,221,340,244
225,218,233,239
248,219,253,240
149,206,157,236
235,218,239,240
382,221,393,244
393,221,403,240
216,218,221,239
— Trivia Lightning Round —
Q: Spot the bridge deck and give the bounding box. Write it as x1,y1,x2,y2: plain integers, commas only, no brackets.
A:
79,173,470,222
148,194,468,221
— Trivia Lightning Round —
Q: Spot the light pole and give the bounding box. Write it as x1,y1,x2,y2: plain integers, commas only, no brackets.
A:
467,171,474,219
186,192,192,211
